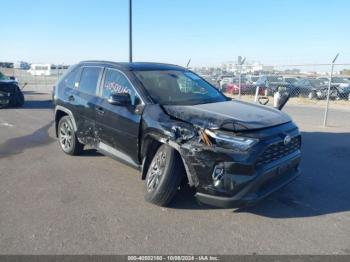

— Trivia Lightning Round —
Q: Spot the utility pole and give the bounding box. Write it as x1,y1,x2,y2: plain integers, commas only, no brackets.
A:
129,0,133,63
323,53,339,127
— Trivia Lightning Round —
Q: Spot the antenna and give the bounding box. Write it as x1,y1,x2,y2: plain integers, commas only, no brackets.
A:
186,58,191,69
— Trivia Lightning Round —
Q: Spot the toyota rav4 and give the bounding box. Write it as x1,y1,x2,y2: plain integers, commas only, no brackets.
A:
53,61,301,208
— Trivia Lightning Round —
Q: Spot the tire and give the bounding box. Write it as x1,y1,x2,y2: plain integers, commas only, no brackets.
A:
308,91,316,100
15,92,24,107
144,144,184,207
58,116,83,155
330,88,340,100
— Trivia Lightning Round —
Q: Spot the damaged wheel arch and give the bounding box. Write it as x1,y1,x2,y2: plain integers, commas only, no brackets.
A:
140,132,194,187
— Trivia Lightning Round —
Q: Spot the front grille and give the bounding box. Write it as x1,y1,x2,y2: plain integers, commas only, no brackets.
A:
256,136,300,166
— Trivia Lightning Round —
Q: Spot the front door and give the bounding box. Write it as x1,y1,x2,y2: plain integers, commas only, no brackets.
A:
95,68,142,164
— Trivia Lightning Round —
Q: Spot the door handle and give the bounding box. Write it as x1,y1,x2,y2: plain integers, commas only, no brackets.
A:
95,106,105,115
68,95,75,102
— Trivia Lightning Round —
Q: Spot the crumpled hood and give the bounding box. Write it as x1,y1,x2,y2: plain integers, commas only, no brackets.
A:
163,100,291,131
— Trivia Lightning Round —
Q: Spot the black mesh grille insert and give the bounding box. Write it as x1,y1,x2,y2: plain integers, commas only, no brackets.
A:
256,136,300,166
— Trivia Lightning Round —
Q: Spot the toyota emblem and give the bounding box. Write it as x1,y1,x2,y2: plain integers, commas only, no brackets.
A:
284,135,291,145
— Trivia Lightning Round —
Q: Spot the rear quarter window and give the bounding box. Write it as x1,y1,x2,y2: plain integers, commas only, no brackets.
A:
62,67,81,89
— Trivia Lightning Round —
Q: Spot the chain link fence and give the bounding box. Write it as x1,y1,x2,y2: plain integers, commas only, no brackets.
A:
1,62,349,127
0,67,68,94
196,63,350,127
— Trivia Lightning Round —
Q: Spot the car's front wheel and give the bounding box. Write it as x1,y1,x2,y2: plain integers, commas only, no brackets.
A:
58,116,83,155
14,92,24,107
144,144,184,207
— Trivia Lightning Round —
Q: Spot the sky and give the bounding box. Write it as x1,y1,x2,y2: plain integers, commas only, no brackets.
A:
1,0,350,67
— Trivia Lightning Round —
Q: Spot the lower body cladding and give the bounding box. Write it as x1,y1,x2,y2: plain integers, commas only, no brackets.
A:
177,139,301,208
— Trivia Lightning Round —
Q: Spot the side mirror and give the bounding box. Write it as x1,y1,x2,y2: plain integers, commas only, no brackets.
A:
108,93,132,106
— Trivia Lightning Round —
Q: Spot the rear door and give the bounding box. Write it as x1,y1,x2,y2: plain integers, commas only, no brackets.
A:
74,66,103,144
94,68,143,164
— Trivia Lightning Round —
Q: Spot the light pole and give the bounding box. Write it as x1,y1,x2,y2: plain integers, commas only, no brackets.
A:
323,53,339,127
129,0,133,63
238,57,246,99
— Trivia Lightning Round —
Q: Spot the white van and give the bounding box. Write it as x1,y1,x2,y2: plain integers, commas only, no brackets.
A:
28,64,52,76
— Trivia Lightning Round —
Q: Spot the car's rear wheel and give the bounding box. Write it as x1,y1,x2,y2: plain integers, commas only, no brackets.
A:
144,144,184,207
308,91,317,100
58,116,83,155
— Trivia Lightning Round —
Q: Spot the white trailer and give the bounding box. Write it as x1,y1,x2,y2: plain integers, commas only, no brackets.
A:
28,64,52,76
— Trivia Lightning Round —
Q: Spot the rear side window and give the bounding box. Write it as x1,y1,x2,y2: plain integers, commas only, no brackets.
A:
79,67,102,95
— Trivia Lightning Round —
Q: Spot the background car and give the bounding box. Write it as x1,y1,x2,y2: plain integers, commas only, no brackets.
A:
0,79,25,108
245,75,259,85
219,76,234,91
318,76,350,88
293,78,326,98
256,75,290,95
283,77,298,84
226,78,265,95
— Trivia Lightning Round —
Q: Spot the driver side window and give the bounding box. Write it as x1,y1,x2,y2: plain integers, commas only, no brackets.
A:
102,68,136,104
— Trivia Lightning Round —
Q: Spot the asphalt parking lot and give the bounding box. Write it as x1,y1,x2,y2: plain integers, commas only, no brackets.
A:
0,89,349,255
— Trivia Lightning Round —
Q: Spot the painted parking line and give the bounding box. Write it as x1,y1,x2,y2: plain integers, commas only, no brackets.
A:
0,122,14,127
0,117,14,127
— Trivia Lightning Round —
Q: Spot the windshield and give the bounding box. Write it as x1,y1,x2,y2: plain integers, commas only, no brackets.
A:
309,79,324,87
267,76,282,82
0,72,7,80
134,70,227,105
332,77,349,83
285,78,297,83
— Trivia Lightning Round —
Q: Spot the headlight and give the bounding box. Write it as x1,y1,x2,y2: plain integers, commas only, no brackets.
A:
205,129,258,151
171,124,195,142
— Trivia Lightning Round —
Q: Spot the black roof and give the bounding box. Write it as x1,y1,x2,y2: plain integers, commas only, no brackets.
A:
80,61,186,71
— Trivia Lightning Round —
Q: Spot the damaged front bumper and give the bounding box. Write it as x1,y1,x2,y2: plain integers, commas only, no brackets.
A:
141,104,301,208
176,124,302,208
194,151,301,208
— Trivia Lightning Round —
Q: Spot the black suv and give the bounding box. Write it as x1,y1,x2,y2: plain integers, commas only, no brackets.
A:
54,61,301,208
0,79,25,109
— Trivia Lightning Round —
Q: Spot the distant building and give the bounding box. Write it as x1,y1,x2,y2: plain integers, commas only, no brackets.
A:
221,61,274,74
